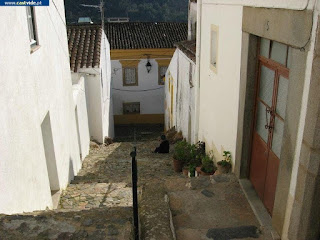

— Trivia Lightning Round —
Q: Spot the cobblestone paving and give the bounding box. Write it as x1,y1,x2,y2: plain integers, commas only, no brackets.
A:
0,125,272,240
0,129,179,240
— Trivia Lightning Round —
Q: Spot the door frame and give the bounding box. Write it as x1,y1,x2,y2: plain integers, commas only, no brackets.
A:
249,39,290,213
237,31,309,235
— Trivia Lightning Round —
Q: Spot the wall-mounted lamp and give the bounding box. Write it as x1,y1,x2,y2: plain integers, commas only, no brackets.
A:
146,60,152,73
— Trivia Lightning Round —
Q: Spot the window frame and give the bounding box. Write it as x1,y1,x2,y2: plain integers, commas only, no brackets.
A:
210,24,219,73
123,67,138,86
123,102,140,115
26,6,39,49
158,66,168,85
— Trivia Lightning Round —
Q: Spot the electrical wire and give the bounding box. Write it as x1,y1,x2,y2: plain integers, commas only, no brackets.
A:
112,86,164,92
52,0,67,27
46,8,70,60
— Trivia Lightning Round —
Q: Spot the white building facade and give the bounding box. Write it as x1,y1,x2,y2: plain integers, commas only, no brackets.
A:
68,25,114,143
196,0,320,239
111,57,170,125
104,22,188,125
165,41,197,143
0,5,85,214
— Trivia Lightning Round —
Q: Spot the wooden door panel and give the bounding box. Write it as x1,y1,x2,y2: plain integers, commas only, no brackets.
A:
263,150,280,215
250,38,289,215
250,132,269,200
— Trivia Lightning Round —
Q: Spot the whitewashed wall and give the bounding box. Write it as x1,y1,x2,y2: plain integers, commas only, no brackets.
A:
165,52,178,130
0,5,81,214
197,1,320,238
72,31,114,143
112,59,165,115
72,76,90,161
165,49,197,143
101,32,115,139
198,4,243,167
188,1,198,40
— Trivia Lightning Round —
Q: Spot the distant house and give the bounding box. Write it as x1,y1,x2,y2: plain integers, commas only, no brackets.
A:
165,40,197,142
165,0,198,142
78,17,93,24
104,22,187,125
67,24,114,143
0,5,85,214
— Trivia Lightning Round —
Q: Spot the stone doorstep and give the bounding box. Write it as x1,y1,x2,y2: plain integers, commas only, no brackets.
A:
239,179,280,240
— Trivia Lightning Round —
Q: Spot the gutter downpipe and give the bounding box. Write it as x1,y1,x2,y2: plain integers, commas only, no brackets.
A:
194,0,202,143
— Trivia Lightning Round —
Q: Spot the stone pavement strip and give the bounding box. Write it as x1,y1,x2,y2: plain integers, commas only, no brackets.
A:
165,175,274,240
0,136,273,240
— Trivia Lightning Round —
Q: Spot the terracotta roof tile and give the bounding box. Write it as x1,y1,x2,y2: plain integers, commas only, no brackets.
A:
104,22,188,50
175,40,196,63
67,25,102,72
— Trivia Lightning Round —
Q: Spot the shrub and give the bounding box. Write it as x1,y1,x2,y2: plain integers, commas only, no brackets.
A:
174,141,200,166
201,153,215,173
174,141,190,163
217,151,232,167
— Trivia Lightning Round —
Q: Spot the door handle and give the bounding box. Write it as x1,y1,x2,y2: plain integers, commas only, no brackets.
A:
265,107,273,132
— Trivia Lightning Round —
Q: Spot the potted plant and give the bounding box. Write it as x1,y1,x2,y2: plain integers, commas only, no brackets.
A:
182,166,189,176
217,151,232,174
188,164,196,177
199,154,215,175
173,141,190,172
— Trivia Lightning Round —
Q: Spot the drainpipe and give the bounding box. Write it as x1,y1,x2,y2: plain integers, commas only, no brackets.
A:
194,0,202,143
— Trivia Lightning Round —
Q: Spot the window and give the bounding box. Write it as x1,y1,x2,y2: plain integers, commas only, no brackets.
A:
260,38,290,67
159,66,168,85
210,24,219,73
123,102,140,114
123,67,137,86
26,6,38,47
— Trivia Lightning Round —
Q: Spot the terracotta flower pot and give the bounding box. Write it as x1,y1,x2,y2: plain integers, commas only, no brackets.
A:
173,158,183,172
182,167,189,176
217,164,231,174
196,166,214,176
200,170,215,176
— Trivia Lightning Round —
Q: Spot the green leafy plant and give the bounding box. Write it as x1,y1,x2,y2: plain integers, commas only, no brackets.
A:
189,144,202,167
189,164,196,177
174,141,194,165
201,153,215,174
217,151,232,167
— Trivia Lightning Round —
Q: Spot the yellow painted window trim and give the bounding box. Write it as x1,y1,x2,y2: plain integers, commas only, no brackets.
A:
120,60,140,86
123,67,138,86
158,65,168,85
123,102,140,115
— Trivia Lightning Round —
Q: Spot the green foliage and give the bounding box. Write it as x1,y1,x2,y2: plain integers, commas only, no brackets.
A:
201,154,215,174
173,141,191,164
189,164,196,177
218,151,232,167
223,151,231,162
64,0,188,23
174,141,202,167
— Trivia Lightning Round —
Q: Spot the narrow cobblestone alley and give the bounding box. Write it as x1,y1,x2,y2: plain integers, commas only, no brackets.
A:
0,127,272,240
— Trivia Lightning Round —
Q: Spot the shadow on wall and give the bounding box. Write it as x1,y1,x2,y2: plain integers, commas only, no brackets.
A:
68,158,75,182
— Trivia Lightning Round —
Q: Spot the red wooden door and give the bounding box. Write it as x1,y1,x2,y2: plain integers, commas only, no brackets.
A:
250,39,289,215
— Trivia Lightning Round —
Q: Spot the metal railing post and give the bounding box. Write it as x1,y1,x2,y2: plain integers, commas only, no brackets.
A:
130,146,139,240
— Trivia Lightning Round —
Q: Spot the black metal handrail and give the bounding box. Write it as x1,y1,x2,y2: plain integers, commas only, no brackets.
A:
130,146,139,240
